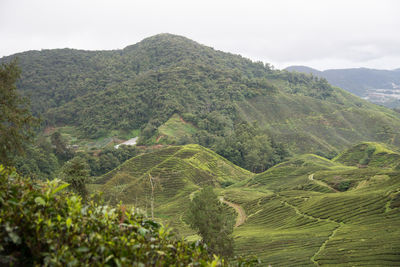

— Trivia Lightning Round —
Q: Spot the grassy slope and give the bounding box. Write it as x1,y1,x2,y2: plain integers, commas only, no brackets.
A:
154,114,198,144
333,142,400,168
237,87,400,154
92,142,400,266
93,144,253,236
229,142,400,265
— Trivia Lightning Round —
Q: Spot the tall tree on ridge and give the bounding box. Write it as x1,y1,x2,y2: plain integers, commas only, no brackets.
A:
0,59,37,166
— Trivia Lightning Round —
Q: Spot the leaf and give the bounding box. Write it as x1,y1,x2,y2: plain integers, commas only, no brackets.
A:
76,246,89,253
52,183,69,196
9,232,21,244
35,196,46,206
66,217,72,228
105,255,114,263
138,227,148,236
144,219,159,228
157,250,166,256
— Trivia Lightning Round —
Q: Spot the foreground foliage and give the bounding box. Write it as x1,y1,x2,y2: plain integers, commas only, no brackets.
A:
0,166,227,266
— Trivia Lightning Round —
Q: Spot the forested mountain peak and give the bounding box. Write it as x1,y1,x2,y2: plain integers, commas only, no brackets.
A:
2,34,400,159
123,33,202,54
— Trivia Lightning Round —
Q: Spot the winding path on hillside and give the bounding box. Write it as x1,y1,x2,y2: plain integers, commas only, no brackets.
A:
220,197,246,227
308,173,339,192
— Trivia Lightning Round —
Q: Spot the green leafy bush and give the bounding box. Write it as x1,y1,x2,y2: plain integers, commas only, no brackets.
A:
338,181,352,192
0,166,225,266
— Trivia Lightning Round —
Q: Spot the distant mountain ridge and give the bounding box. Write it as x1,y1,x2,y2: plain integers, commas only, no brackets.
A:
286,65,400,107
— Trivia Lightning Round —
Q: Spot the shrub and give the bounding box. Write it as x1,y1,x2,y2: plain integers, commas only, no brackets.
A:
338,181,352,192
359,156,370,165
0,166,224,266
220,181,234,188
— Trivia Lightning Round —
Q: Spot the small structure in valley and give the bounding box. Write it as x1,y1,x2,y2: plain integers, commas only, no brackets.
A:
114,137,138,149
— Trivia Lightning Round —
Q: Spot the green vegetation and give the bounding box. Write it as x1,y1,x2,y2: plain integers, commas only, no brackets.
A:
153,114,198,144
229,144,400,265
0,59,37,165
334,142,400,168
94,145,253,232
0,166,225,266
246,153,345,192
2,34,400,266
59,156,90,199
213,121,288,173
3,33,400,171
187,187,235,257
90,143,400,265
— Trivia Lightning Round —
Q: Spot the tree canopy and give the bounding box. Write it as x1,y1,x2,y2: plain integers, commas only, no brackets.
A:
187,187,235,257
0,59,37,165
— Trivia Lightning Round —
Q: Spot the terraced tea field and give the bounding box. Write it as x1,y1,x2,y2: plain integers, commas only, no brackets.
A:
229,143,400,265
92,143,400,266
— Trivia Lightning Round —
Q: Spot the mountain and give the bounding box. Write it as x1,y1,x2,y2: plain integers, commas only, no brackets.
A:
90,143,400,266
286,65,400,107
2,33,400,158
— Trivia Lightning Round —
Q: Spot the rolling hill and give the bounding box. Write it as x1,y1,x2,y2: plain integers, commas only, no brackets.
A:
93,144,253,235
90,142,400,266
2,33,400,158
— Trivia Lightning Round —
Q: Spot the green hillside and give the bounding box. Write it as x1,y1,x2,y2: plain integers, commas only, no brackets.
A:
334,142,400,168
153,114,198,144
233,170,400,265
246,154,350,192
93,144,253,235
230,146,400,265
90,143,400,265
3,33,400,157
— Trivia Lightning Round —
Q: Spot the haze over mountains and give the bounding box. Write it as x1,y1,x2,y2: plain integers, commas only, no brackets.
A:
286,65,400,108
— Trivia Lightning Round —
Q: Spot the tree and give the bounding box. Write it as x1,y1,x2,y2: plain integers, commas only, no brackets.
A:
187,187,234,257
60,156,90,199
0,59,37,165
50,131,73,161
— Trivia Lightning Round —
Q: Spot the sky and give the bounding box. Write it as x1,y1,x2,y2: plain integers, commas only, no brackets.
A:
1,0,399,70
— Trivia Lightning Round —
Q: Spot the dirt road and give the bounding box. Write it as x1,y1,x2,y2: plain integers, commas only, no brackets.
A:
220,197,246,227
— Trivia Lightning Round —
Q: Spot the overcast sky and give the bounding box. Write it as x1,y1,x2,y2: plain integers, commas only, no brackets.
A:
1,0,399,70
